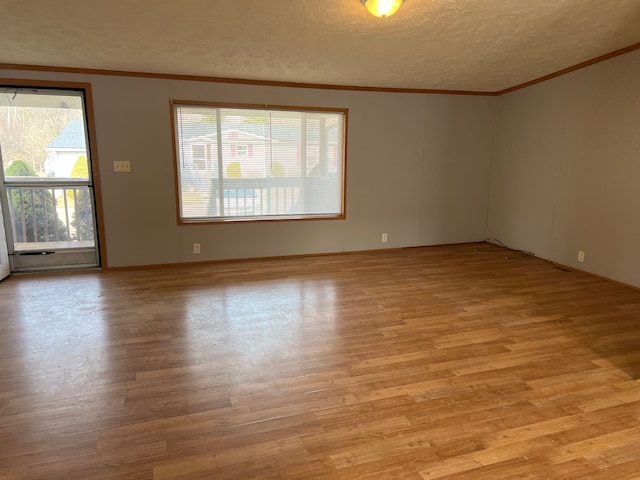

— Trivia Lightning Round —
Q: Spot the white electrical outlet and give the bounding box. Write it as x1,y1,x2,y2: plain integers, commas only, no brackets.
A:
578,250,585,262
193,243,201,254
381,233,388,243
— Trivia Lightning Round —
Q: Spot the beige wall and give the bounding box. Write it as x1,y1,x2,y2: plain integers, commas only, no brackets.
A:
488,49,640,287
0,69,496,267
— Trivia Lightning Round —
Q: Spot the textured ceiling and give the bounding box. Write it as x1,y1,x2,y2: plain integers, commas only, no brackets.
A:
1,0,639,92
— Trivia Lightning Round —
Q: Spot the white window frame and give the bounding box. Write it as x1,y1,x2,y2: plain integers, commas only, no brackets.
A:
235,144,248,157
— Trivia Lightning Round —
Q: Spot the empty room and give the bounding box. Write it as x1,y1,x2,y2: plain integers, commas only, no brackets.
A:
1,1,640,478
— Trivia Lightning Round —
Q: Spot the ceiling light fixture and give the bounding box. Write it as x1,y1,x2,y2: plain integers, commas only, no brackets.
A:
361,0,404,18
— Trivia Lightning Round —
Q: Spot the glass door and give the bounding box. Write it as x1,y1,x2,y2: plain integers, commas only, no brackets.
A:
0,87,100,271
0,199,8,280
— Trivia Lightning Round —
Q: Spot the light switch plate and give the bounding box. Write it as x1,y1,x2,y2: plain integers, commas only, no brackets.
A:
114,161,131,172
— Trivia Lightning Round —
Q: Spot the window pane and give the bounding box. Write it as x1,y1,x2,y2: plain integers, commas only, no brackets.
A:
173,103,346,222
6,185,95,250
0,91,88,182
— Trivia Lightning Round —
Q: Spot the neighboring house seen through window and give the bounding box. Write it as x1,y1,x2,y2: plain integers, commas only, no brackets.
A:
171,101,347,223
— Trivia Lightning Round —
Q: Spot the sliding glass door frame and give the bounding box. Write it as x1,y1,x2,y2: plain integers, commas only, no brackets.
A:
0,78,107,272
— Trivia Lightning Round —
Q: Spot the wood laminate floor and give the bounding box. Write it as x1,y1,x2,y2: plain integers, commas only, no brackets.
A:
1,243,640,479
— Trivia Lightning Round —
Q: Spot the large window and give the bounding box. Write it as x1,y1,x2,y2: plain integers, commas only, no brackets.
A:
171,101,347,223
